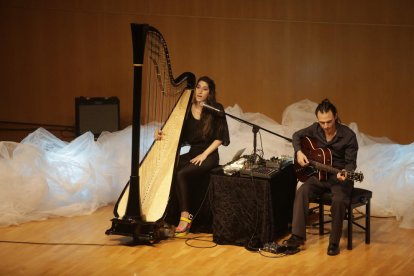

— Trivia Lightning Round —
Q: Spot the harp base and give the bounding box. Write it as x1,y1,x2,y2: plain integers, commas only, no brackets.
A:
105,217,174,245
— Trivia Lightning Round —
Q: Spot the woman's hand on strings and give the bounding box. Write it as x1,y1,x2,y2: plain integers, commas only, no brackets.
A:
154,129,164,141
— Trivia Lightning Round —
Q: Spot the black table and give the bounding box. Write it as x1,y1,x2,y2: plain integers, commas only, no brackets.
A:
209,164,297,248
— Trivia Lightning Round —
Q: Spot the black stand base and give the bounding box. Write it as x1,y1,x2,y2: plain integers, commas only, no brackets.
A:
105,217,174,245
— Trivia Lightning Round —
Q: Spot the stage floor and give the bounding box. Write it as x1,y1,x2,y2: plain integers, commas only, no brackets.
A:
1,205,413,275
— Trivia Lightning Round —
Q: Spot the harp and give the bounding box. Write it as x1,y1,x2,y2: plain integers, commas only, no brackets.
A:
105,24,195,244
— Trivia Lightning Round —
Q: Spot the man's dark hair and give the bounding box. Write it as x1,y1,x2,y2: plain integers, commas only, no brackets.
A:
315,98,340,123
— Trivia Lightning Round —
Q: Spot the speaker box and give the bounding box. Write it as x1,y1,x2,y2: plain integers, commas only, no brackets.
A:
75,96,120,137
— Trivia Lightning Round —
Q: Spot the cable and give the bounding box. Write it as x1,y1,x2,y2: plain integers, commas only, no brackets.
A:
178,234,218,249
0,238,217,248
258,249,289,258
0,240,122,246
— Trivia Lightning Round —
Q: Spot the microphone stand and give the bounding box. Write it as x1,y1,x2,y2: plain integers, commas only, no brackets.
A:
222,111,292,166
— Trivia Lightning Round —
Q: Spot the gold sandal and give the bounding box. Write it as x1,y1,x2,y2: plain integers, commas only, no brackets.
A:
174,215,193,237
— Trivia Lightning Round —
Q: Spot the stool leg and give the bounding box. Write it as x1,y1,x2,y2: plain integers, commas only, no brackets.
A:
347,207,352,250
366,200,371,244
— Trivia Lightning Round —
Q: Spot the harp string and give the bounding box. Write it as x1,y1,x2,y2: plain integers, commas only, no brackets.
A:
139,29,189,207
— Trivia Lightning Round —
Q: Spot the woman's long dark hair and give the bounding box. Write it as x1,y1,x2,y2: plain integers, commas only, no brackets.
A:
193,76,217,139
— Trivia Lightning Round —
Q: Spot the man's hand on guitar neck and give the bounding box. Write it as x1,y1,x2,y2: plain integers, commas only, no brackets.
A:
337,170,347,182
296,150,309,167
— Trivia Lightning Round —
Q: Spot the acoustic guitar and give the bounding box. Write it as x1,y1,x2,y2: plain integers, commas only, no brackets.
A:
294,136,364,183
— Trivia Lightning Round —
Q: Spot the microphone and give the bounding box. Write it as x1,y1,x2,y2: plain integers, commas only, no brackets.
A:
201,102,223,114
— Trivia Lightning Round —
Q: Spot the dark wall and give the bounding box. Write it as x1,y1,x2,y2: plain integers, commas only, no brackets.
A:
1,0,413,143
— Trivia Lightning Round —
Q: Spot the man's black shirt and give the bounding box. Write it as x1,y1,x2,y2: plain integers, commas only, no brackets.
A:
292,122,358,172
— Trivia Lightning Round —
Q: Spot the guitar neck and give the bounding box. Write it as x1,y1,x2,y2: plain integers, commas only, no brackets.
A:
308,160,363,182
309,160,340,175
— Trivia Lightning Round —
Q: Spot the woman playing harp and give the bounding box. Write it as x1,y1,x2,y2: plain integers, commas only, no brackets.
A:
156,76,230,236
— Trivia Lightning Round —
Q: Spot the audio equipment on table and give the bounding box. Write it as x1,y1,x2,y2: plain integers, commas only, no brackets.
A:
239,165,280,179
239,156,294,179
222,156,248,176
219,148,247,176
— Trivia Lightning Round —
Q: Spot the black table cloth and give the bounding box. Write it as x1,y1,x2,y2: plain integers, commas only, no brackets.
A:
209,164,297,248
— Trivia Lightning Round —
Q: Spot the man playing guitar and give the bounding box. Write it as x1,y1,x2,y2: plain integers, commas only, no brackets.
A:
285,99,359,256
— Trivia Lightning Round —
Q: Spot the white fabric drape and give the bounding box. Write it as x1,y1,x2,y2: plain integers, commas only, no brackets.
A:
1,99,413,229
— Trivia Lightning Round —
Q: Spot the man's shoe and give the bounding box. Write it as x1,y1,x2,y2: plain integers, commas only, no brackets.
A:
284,234,305,248
327,243,340,256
